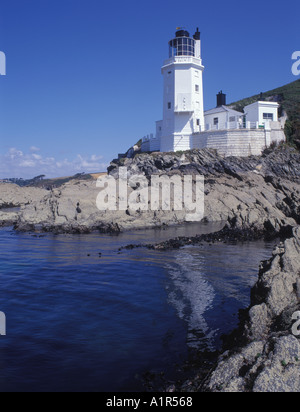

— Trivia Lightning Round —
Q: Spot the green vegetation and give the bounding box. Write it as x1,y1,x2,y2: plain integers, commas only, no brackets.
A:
229,79,300,147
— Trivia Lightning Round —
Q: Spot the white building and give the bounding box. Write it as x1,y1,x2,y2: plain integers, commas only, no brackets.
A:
204,93,245,131
196,95,284,156
244,101,279,127
141,28,286,157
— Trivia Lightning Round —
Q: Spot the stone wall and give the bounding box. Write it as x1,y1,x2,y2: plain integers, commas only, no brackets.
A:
141,140,151,152
270,121,286,145
159,134,193,153
143,125,286,156
150,138,160,152
192,129,269,157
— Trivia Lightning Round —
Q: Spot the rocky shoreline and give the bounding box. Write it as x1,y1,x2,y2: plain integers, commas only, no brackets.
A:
119,224,294,253
195,226,300,392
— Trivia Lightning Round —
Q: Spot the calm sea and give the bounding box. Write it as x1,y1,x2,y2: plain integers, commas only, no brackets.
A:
0,223,276,392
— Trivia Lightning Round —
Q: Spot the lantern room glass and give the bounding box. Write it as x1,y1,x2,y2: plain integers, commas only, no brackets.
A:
169,37,195,58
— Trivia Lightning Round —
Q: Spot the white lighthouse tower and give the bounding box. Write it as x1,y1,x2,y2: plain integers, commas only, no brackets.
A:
160,28,205,152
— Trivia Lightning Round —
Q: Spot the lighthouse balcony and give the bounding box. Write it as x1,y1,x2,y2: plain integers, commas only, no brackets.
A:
163,56,203,69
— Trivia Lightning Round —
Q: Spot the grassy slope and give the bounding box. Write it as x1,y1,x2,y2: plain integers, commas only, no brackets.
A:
229,79,300,145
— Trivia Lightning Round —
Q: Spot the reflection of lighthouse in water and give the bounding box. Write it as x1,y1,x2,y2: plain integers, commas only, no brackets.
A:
165,250,216,350
160,28,205,153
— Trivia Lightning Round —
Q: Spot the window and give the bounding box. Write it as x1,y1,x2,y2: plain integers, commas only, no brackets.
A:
168,102,172,110
169,37,195,58
263,113,274,120
214,118,219,125
195,85,200,93
196,119,200,126
229,116,236,122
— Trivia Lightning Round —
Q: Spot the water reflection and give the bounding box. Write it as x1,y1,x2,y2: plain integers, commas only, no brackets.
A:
165,251,216,349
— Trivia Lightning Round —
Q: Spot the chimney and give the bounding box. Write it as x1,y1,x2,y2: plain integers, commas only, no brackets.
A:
217,91,226,107
193,28,201,40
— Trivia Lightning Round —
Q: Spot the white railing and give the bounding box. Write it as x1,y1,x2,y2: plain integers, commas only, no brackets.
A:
142,134,154,142
163,56,202,67
204,121,265,132
141,134,161,153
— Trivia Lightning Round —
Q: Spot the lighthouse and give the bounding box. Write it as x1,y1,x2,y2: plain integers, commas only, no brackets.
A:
140,27,285,157
160,28,205,152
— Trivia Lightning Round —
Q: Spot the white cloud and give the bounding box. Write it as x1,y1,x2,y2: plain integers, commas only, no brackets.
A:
7,148,24,159
0,148,108,179
30,146,41,153
32,153,42,160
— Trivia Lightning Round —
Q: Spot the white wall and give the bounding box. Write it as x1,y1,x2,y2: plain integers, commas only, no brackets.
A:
162,68,175,140
204,109,244,131
195,39,201,59
150,138,161,152
160,135,175,152
244,103,258,123
141,140,151,152
258,105,278,126
205,111,228,129
192,129,269,157
156,120,163,140
193,67,205,131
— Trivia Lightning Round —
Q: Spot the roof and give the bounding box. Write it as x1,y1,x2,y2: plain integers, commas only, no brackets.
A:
204,105,244,116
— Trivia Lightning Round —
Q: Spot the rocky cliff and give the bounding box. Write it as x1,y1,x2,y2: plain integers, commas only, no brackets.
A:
6,147,299,236
199,226,300,392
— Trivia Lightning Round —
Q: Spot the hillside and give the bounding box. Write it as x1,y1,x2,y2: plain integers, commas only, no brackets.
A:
229,79,300,147
1,173,94,189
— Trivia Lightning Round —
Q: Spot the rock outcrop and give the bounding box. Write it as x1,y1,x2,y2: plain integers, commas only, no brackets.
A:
13,178,189,233
202,227,300,392
10,147,300,235
0,183,47,227
109,146,300,182
0,183,46,209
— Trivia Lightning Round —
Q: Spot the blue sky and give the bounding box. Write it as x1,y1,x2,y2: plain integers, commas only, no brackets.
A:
0,0,299,178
